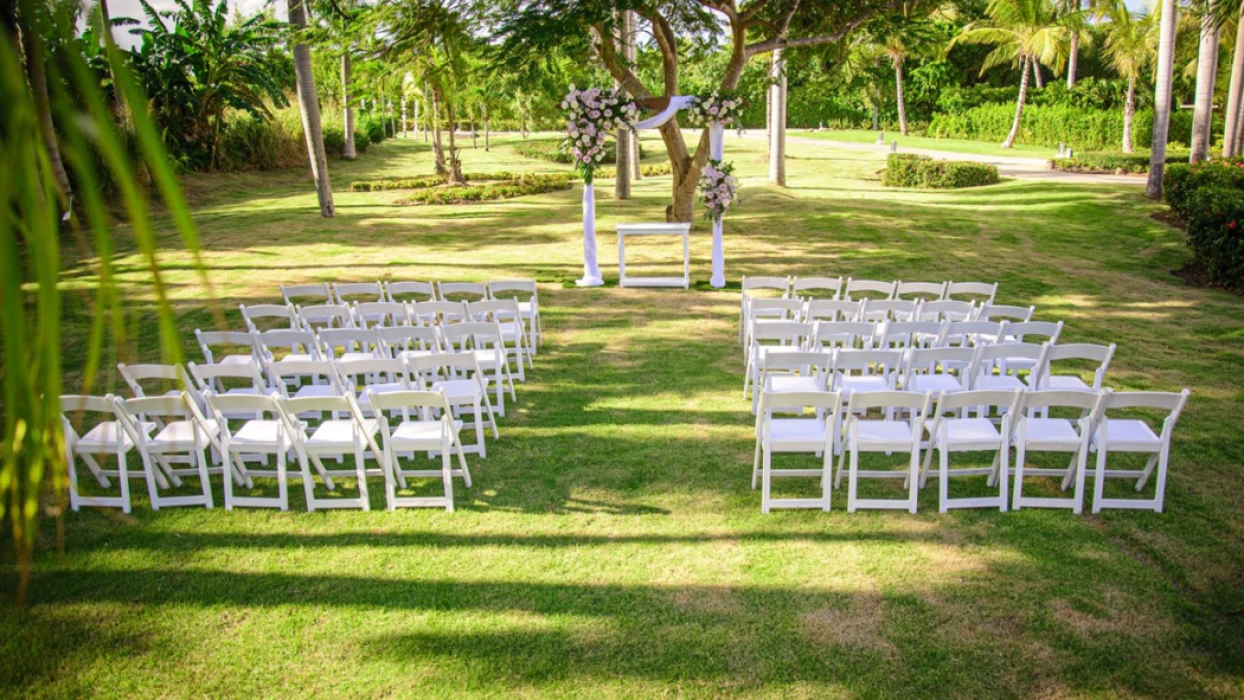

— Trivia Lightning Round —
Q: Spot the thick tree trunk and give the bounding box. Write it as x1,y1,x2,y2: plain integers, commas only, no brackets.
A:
1148,0,1178,198
288,0,333,217
1123,75,1136,154
18,17,73,200
1002,55,1031,148
895,61,908,136
341,52,356,160
1190,10,1221,162
768,48,786,186
613,9,632,199
1067,32,1079,88
1225,11,1244,157
1236,92,1244,155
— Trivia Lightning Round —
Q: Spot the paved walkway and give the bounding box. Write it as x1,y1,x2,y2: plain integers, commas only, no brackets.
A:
734,131,1147,186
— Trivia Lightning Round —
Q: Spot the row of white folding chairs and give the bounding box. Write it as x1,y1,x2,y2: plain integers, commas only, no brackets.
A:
241,297,541,352
743,297,1034,337
61,386,478,514
739,277,999,342
753,387,1189,515
742,320,1066,402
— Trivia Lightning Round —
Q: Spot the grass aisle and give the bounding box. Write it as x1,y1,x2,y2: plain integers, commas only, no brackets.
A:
3,134,1243,698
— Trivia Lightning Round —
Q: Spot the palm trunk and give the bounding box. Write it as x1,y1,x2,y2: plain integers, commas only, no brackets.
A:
18,16,73,200
288,0,333,217
895,61,908,136
470,118,477,149
97,0,127,126
1236,91,1244,155
1123,75,1136,154
483,105,490,151
341,52,356,160
768,48,786,186
1147,0,1179,198
1002,55,1032,148
1225,11,1244,157
1067,32,1079,88
1190,9,1221,162
1031,57,1045,88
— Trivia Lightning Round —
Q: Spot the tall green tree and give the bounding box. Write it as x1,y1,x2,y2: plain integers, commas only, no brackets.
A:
287,0,335,216
1102,0,1156,153
1147,0,1177,198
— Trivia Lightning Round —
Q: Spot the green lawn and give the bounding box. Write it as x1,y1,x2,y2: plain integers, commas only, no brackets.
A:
798,128,1055,158
5,133,1244,698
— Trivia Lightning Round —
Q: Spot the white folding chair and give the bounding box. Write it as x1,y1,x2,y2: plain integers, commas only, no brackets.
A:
1025,343,1115,393
488,280,542,351
254,329,322,382
240,303,299,332
438,281,488,302
280,282,332,306
1011,390,1109,514
194,329,256,368
205,392,298,511
791,276,844,300
336,357,413,419
296,303,355,332
918,300,976,324
1089,389,1189,513
743,320,814,400
353,301,412,329
384,280,437,303
117,362,195,400
944,281,998,305
810,321,875,351
831,349,903,399
752,390,841,512
803,299,862,324
406,353,499,457
879,321,945,351
900,347,975,396
332,281,384,305
187,360,267,417
921,389,1024,512
269,359,344,402
969,342,1050,392
740,276,791,343
61,395,155,513
468,299,533,380
413,300,469,326
112,393,218,509
843,278,896,301
941,320,1008,351
859,298,918,323
280,393,385,511
370,389,473,511
318,327,383,363
440,321,517,416
377,325,442,363
755,350,833,414
895,281,947,301
997,321,1063,375
837,390,932,513
743,298,805,350
978,303,1035,323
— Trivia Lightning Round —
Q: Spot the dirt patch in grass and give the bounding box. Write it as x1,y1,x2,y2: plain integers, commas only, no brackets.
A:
800,595,896,652
1049,587,1180,640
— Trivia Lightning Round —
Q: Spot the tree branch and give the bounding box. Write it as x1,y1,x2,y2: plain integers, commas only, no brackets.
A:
638,6,680,97
592,23,651,98
744,0,902,57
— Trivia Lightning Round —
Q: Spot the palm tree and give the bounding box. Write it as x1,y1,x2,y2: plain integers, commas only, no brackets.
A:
1224,4,1244,156
1190,0,1223,162
1147,0,1178,198
1102,0,1157,153
952,0,1079,148
287,0,334,216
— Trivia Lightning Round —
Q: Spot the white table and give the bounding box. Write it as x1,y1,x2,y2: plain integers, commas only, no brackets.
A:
617,223,691,289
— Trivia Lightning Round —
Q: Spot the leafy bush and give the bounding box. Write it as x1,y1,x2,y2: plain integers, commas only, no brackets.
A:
595,162,673,178
1050,151,1187,174
928,103,1194,152
214,107,370,172
1183,186,1244,289
1164,161,1244,218
357,114,388,145
881,154,999,189
513,138,645,164
352,171,542,191
395,173,576,205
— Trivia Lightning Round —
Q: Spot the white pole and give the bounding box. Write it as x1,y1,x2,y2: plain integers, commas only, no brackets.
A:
576,182,604,286
709,123,726,288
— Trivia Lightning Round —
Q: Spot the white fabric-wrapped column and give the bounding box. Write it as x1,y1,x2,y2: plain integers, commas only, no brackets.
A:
576,183,604,287
710,123,726,288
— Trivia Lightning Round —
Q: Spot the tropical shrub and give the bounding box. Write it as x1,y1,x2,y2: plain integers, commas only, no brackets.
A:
1050,151,1187,174
395,172,575,205
1183,186,1244,290
358,114,388,145
352,171,536,191
215,108,368,172
1164,161,1244,219
595,162,673,178
928,103,1195,152
513,138,643,164
881,154,999,188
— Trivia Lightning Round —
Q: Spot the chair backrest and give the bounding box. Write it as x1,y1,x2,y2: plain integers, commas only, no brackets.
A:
438,281,488,301
335,357,411,390
368,388,454,415
204,390,284,425
376,325,442,357
296,304,355,331
760,350,834,373
1018,389,1106,416
859,298,917,322
187,360,265,393
812,321,875,350
741,276,790,296
880,321,945,349
970,342,1049,375
194,329,256,365
748,298,804,322
280,283,332,305
268,359,343,397
279,393,384,453
332,282,384,304
488,279,538,302
750,320,814,345
353,301,411,328
318,328,382,360
944,281,998,304
979,304,1035,323
61,393,116,415
934,389,1025,416
1005,320,1063,344
895,281,947,300
413,300,468,325
804,299,862,323
942,321,1008,348
834,349,904,375
406,351,484,384
844,389,931,414
902,347,976,383
240,303,298,332
844,278,896,300
1102,390,1190,438
467,299,521,323
1036,343,1115,390
114,393,193,422
255,329,320,361
791,276,843,299
440,321,504,351
117,362,193,398
385,280,437,303
757,390,841,423
918,300,976,323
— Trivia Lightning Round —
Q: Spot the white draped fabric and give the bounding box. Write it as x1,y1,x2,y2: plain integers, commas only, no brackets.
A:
709,123,726,288
576,183,604,287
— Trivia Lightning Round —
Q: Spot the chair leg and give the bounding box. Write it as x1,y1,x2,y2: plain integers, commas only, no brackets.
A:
441,438,454,513
383,444,397,511
117,447,133,514
907,444,919,514
454,437,472,487
761,446,772,514
81,453,112,488
299,448,317,512
938,447,950,514
66,450,83,512
1152,446,1170,513
821,445,833,512
1072,446,1088,515
847,443,859,514
1092,443,1108,515
751,438,762,490
998,444,1009,513
140,450,162,510
222,448,235,511
276,452,289,512
1012,441,1027,511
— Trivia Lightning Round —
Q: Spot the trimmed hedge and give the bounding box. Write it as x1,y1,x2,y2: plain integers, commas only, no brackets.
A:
1164,161,1244,219
595,162,673,178
395,173,576,205
1049,151,1189,175
513,138,645,164
928,103,1194,152
881,154,999,189
1164,161,1244,290
351,171,536,192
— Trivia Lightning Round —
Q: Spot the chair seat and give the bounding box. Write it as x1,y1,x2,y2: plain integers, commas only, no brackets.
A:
855,420,916,445
391,419,463,445
515,301,536,316
768,418,827,443
837,375,889,394
396,349,437,362
1097,419,1161,447
218,354,255,366
293,384,339,400
77,420,156,452
765,376,821,394
432,379,480,403
471,349,503,366
308,419,380,448
1019,419,1081,444
498,321,525,338
339,351,377,363
271,354,315,365
231,420,287,447
1029,375,1092,391
151,419,218,450
356,383,407,407
905,374,963,393
937,418,1002,445
976,375,1023,391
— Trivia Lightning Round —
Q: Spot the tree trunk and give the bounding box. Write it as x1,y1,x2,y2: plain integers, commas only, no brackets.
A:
441,86,464,184
380,85,388,138
18,16,73,200
871,102,879,131
483,107,490,152
1031,57,1045,88
470,118,477,149
895,61,908,136
288,0,334,217
1190,9,1221,162
98,0,127,126
1147,0,1178,198
401,99,408,137
1225,10,1244,157
613,9,632,199
768,48,786,186
1002,55,1032,148
341,52,356,160
1123,75,1136,154
1067,32,1079,88
431,88,446,175
1235,90,1244,155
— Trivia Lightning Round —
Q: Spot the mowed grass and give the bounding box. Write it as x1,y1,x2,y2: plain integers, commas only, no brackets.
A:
4,132,1244,698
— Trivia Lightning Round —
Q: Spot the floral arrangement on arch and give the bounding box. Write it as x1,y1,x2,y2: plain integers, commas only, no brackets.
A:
561,84,638,183
700,159,739,222
684,91,743,127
